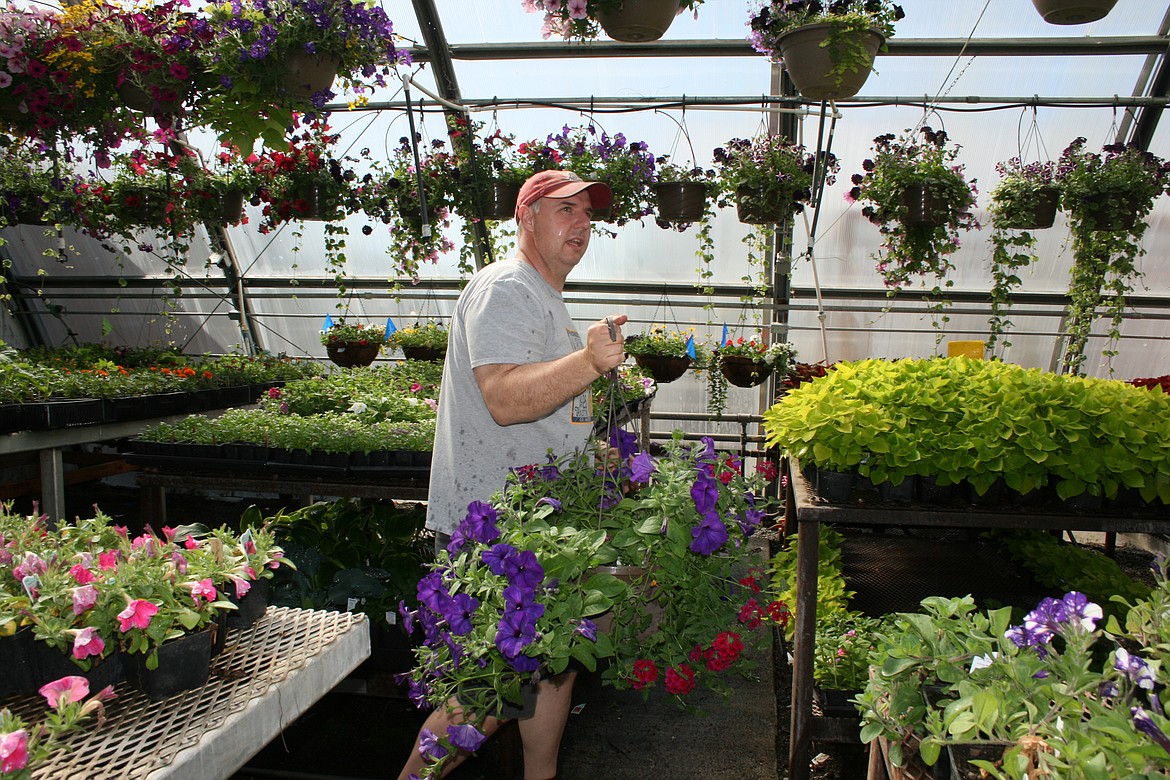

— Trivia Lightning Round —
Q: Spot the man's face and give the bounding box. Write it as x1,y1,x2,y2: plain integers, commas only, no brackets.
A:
530,190,594,270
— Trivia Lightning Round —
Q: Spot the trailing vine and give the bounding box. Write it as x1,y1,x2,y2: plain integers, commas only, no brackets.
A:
1056,138,1170,374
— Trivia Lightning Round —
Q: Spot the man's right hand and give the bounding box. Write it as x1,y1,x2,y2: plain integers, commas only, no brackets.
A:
586,314,628,376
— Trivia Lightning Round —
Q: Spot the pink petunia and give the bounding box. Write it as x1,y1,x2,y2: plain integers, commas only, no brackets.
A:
39,675,89,708
0,729,29,773
189,578,217,606
97,550,119,570
72,584,98,615
566,0,588,19
117,599,159,632
12,552,46,581
69,562,96,585
71,627,105,660
229,575,252,600
183,536,198,550
409,382,422,393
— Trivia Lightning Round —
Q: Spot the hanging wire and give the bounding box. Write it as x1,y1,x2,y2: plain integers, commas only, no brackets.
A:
653,105,699,168
800,99,838,365
919,0,994,125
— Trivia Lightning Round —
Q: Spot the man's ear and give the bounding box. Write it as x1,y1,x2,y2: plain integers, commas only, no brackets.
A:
517,203,535,233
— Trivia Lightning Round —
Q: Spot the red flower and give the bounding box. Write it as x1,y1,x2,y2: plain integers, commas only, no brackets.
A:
755,460,779,482
767,600,790,627
631,659,659,690
664,663,696,695
738,574,762,593
738,598,762,629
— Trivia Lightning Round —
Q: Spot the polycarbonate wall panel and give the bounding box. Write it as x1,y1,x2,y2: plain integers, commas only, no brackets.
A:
3,0,1168,401
416,0,1165,46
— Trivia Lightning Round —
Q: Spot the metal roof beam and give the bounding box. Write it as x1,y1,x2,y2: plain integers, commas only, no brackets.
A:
405,36,1170,63
409,0,461,101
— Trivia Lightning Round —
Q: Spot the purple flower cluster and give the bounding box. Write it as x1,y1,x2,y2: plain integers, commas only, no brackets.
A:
1005,591,1103,658
748,0,905,59
541,124,657,225
994,157,1056,185
446,501,501,557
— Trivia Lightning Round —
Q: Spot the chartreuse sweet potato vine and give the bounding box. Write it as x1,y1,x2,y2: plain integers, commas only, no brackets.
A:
762,357,1170,502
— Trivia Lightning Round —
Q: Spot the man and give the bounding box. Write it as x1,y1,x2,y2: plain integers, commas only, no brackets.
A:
397,169,627,780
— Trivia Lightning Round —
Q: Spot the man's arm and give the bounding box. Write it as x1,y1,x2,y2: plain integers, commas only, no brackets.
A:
474,315,627,426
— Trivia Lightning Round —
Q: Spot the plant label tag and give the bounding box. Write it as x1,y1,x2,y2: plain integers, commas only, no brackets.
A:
386,610,397,625
347,598,359,611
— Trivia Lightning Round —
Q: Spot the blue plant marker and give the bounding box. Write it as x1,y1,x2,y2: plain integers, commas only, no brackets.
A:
385,318,397,340
686,335,696,359
720,324,728,348
323,314,334,331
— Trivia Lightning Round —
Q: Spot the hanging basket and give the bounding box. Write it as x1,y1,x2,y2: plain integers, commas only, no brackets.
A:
775,23,884,102
1031,0,1118,24
734,185,792,225
654,181,709,224
118,187,171,228
215,188,247,225
289,183,341,221
2,194,49,226
279,50,340,98
995,185,1060,230
402,346,447,362
633,353,692,383
596,0,683,42
327,341,381,368
588,564,663,640
477,181,521,220
720,355,773,388
1071,190,1141,231
117,80,185,115
899,182,952,227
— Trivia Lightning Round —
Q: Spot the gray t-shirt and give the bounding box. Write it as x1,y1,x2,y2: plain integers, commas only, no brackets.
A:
426,258,594,534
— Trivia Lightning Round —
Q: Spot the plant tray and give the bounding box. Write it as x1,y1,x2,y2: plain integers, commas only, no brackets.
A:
0,403,27,434
23,398,108,430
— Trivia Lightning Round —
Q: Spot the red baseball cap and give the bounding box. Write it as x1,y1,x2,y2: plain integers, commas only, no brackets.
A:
514,170,613,222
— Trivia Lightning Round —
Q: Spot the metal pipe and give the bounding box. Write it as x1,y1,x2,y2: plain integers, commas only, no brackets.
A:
403,36,1170,62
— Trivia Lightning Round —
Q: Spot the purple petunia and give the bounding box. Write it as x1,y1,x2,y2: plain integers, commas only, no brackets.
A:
447,723,488,752
610,427,638,460
1005,621,1051,659
398,600,415,635
1133,707,1170,756
416,571,448,614
1059,591,1103,632
630,451,655,483
690,515,728,556
503,584,546,624
443,592,479,636
419,728,448,761
482,543,517,576
495,610,537,658
510,653,541,673
502,550,544,590
461,501,502,546
1115,648,1157,691
575,618,598,642
691,470,719,517
738,493,764,536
